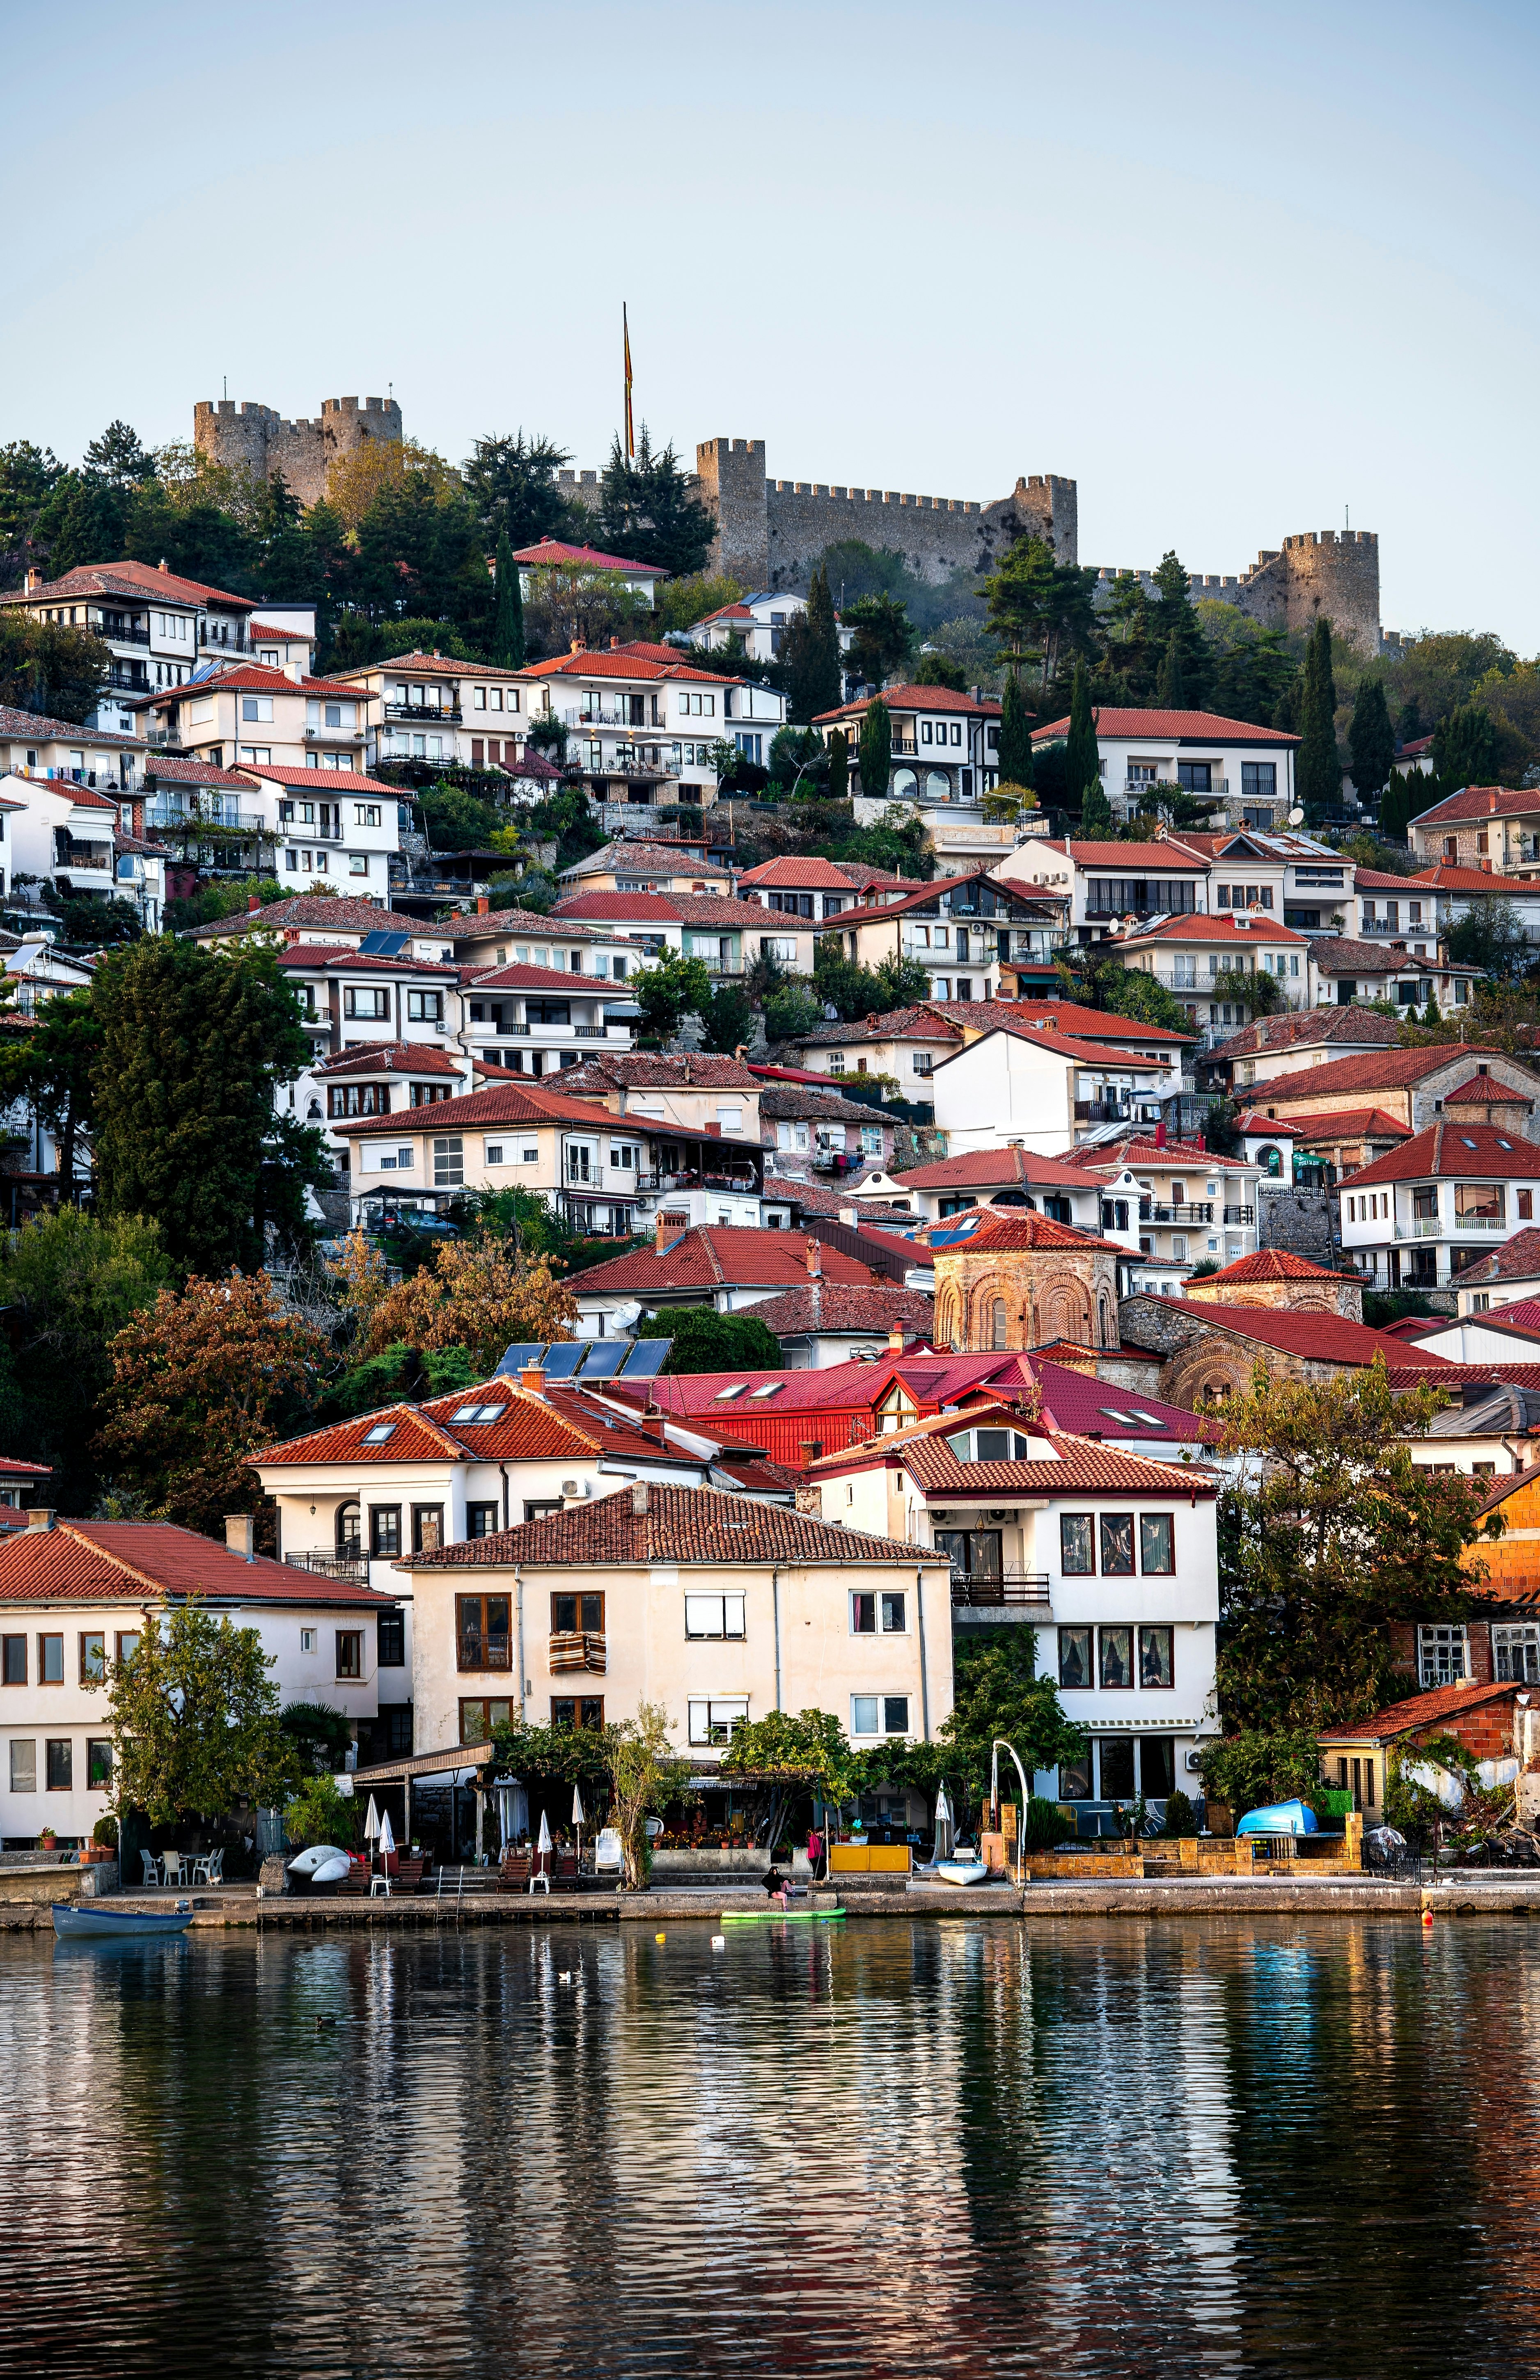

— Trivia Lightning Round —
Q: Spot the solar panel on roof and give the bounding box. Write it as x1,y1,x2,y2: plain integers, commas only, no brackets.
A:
496,1343,547,1375
540,1342,587,1379
358,930,409,957
578,1341,626,1379
619,1338,671,1378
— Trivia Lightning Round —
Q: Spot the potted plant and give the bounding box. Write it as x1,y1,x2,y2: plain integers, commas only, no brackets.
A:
38,1825,57,1852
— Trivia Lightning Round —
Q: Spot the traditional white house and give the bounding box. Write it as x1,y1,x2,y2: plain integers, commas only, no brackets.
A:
138,661,378,778
553,886,820,981
994,837,1210,945
1408,785,1540,878
0,559,258,733
823,870,1069,1002
512,539,669,607
809,1407,1221,1815
1109,908,1315,1033
0,1514,400,1848
1028,707,1300,830
515,644,784,804
324,650,533,774
684,590,854,666
927,1023,1178,1157
1338,1121,1540,1294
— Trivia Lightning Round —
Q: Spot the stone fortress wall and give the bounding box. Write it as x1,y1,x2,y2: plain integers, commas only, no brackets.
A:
193,395,403,508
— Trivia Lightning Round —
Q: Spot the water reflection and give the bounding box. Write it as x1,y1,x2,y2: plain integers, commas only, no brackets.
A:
0,1916,1532,2376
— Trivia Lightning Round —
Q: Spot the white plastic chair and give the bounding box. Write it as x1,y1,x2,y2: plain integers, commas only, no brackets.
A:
140,1851,162,1889
594,1827,624,1876
204,1850,224,1886
161,1849,184,1886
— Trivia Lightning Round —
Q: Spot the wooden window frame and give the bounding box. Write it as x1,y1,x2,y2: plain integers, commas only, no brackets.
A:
80,1632,105,1686
335,1630,364,1682
369,1505,402,1559
38,1632,64,1687
457,1593,512,1673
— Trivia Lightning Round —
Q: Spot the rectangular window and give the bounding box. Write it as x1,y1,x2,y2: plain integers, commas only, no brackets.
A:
241,696,273,723
370,1506,401,1558
411,1505,444,1555
1139,1513,1175,1574
551,1697,605,1730
406,990,442,1022
460,1697,513,1743
39,1634,63,1685
1058,1625,1092,1689
1099,1515,1134,1577
9,1739,34,1791
1100,1737,1137,1798
115,1632,140,1666
880,1593,906,1633
851,1695,880,1736
1418,1623,1467,1688
687,1697,749,1747
1139,1626,1174,1689
80,1632,105,1685
466,1502,500,1539
335,1631,363,1681
1060,1514,1095,1574
46,1738,72,1790
1494,1624,1540,1683
485,1143,505,1167
685,1595,746,1639
343,987,391,1019
1099,1626,1133,1689
883,1694,910,1735
551,1591,604,1635
457,1593,511,1671
84,1737,112,1789
1059,1744,1093,1799
378,1612,406,1667
1455,1183,1504,1220
2,1635,25,1685
433,1137,463,1188
851,1592,876,1634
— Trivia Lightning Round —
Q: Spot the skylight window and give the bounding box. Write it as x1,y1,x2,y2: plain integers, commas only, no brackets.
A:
1460,1136,1478,1148
1498,1138,1514,1150
750,1382,784,1399
451,1402,506,1424
362,1423,395,1443
713,1384,747,1401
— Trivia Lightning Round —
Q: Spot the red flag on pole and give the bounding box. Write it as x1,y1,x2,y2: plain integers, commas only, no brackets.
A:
623,304,635,460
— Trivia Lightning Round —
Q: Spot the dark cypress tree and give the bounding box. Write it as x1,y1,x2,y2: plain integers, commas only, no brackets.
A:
998,673,1034,787
1378,771,1410,843
858,696,892,801
1348,678,1395,807
1297,619,1341,822
491,524,525,669
803,565,843,716
827,728,849,803
1432,700,1499,792
1063,660,1101,813
1149,551,1210,708
1155,630,1188,708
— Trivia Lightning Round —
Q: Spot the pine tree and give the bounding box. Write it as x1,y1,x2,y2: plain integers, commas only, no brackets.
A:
1297,619,1341,823
803,565,843,715
1348,678,1395,806
1432,700,1499,792
491,525,525,669
858,697,892,801
1155,630,1187,708
827,728,849,803
1063,661,1101,816
1149,551,1210,708
998,672,1034,787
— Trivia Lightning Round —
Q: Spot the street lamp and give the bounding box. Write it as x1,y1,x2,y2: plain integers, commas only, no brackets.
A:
991,1737,1031,1891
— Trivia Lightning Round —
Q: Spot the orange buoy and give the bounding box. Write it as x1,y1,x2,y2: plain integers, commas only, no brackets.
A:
1422,1910,1434,1928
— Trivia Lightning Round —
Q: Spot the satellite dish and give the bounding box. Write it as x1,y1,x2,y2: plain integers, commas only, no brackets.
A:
1287,806,1305,826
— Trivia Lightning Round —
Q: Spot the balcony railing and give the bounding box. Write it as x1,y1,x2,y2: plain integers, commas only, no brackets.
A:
1222,1205,1255,1227
1141,1201,1214,1225
550,1630,606,1675
572,1024,605,1037
146,803,268,835
1125,776,1228,800
950,1570,1052,1607
304,726,366,743
97,621,151,646
287,1549,370,1585
383,702,462,724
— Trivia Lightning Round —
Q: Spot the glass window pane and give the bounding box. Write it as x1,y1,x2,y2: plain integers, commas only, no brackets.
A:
850,1593,876,1633
1058,1625,1092,1689
1099,1626,1133,1688
1100,1737,1136,1797
851,1696,879,1736
880,1593,905,1633
39,1635,63,1684
882,1696,910,1735
1139,1514,1174,1574
46,1738,72,1791
1060,1515,1094,1574
87,1739,113,1788
1059,1744,1093,1799
1139,1627,1174,1688
1100,1516,1134,1576
1141,1737,1176,1797
9,1739,34,1791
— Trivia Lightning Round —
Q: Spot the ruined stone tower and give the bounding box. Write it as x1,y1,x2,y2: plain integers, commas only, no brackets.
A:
1089,528,1383,654
193,395,403,507
693,438,1079,591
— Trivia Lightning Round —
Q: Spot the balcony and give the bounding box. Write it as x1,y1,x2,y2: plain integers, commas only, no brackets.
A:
383,702,462,724
1125,776,1228,801
572,1024,605,1037
561,705,652,730
304,726,366,744
1359,916,1425,936
550,1630,606,1675
98,621,151,646
950,1570,1052,1607
1222,1205,1255,1227
287,1549,370,1586
146,802,268,835
1075,1099,1132,1124
1140,1201,1214,1225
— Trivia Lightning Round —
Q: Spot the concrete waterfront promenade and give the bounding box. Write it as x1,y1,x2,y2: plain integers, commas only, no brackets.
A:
13,1873,1540,1928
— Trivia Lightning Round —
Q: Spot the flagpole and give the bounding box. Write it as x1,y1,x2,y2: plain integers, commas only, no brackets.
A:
623,303,635,461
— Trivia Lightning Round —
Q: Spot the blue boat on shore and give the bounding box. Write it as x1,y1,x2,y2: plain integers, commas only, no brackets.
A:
52,1901,194,1940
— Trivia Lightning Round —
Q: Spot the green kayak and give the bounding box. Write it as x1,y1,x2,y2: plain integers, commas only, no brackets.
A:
720,1907,846,1924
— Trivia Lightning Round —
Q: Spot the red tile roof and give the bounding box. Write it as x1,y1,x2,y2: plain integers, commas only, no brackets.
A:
1409,864,1518,891
831,872,1061,932
145,664,372,709
314,1042,463,1079
811,1411,1219,1496
520,651,736,685
1441,1075,1533,1105
237,764,397,794
1053,1134,1254,1173
0,1457,50,1478
0,703,140,748
257,1374,678,1472
512,538,668,576
434,907,600,943
575,1226,875,1297
814,685,1001,723
0,1519,392,1606
564,840,732,879
1033,708,1299,746
1311,936,1466,974
1061,840,1210,870
933,1209,1125,1258
1205,1009,1407,1063
1117,913,1309,947
739,856,870,890
1442,1228,1540,1284
1235,1113,1302,1136
1270,1108,1411,1142
1146,1300,1455,1367
461,960,616,993
745,1284,936,1336
189,894,412,939
1196,1249,1349,1287
327,1076,610,1137
276,945,456,977
557,1052,759,1092
1341,1122,1540,1190
995,999,1192,1046
409,1481,921,1568
2,559,254,610
327,650,527,684
1263,1046,1512,1102
894,1146,1098,1191
142,755,259,788
552,889,772,930
1319,1678,1520,1743
1409,786,1540,826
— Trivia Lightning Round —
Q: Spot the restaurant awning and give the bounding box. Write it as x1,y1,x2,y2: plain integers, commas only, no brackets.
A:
351,1740,495,1785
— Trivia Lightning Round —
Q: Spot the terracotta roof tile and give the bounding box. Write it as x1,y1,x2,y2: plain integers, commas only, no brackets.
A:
1196,1249,1349,1286
190,895,415,939
1262,1046,1514,1101
145,663,371,708
313,1042,462,1078
1409,786,1540,826
238,764,397,794
0,559,253,610
1205,1010,1407,1063
929,1209,1125,1258
1319,1678,1519,1743
1143,1299,1454,1366
142,755,258,788
1032,708,1299,745
745,1283,935,1336
409,1481,922,1568
1269,1108,1411,1141
326,1076,610,1138
0,703,140,748
893,1146,1095,1191
557,1052,759,1091
1441,1075,1533,1105
0,1519,392,1606
1342,1123,1540,1190
576,1227,875,1297
1117,913,1309,947
511,539,668,576
1440,1228,1540,1284
812,1412,1219,1496
552,889,772,930
814,685,1001,722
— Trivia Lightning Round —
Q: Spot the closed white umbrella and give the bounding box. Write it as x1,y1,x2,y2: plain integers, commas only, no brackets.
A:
378,1809,395,1873
934,1783,955,1864
536,1806,552,1878
364,1796,381,1851
572,1785,585,1875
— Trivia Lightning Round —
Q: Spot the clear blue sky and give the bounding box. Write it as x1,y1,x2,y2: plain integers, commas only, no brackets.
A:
9,0,1538,646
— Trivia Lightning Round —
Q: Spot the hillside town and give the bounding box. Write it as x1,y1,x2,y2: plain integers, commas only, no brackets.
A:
2,383,1540,1929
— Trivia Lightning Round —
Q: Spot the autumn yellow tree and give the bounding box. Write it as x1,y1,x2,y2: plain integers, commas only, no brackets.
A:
95,1273,328,1538
325,437,462,532
359,1232,576,1374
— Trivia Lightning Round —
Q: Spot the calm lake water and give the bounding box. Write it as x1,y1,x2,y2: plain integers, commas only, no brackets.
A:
3,1914,1536,2377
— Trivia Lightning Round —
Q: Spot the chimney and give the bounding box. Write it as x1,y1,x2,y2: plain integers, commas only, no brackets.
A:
569,638,586,655
655,1210,675,1251
25,567,41,594
631,1480,650,1515
806,1237,823,1278
476,895,490,915
248,895,260,913
27,1508,54,1531
158,558,169,574
610,637,621,651
520,1362,547,1394
888,1327,906,1352
225,1514,256,1561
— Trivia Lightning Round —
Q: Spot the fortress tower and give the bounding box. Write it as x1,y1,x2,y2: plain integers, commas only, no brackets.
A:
1090,528,1382,654
193,394,403,507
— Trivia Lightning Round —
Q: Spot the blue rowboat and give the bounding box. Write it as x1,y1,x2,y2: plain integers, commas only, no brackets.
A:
52,1901,194,1939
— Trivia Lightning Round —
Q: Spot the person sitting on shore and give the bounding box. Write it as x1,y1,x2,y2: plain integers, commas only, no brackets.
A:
763,1865,788,1903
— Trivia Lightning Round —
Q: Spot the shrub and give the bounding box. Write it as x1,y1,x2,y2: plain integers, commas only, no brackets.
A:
1160,1786,1199,1837
282,1774,357,1850
1017,1795,1072,1850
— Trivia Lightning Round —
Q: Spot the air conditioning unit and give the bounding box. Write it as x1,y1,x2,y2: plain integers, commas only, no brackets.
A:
1185,1748,1205,1773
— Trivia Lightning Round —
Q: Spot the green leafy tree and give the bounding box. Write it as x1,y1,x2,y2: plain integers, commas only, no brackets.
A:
0,982,100,1193
912,650,968,692
826,728,850,803
1052,950,1191,1033
812,940,931,1020
596,426,714,578
604,1701,681,1887
631,951,713,1044
490,523,525,669
461,430,582,547
0,1209,170,1511
1209,965,1287,1018
416,781,502,851
281,1701,356,1778
930,1626,1086,1830
1348,678,1396,805
768,725,828,794
1063,660,1100,814
1443,893,1532,978
998,672,1035,789
1197,1729,1329,1821
106,1602,297,1829
842,591,914,691
858,696,892,799
656,571,746,636
92,936,328,1274
0,438,62,582
283,1773,357,1850
636,1306,782,1370
781,564,843,724
763,980,823,1042
32,470,130,577
1297,618,1341,823
1212,1361,1499,1731
1432,700,1500,792
0,609,109,721
984,536,1098,687
699,979,757,1056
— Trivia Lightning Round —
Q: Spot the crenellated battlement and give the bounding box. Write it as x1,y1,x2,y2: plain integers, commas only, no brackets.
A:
1089,527,1383,654
194,392,402,507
